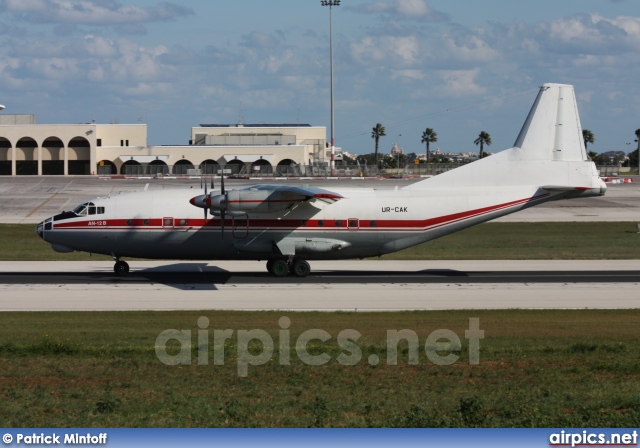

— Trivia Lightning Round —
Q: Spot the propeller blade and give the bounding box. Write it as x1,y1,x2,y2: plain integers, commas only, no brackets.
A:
221,171,225,195
211,176,214,190
220,210,225,239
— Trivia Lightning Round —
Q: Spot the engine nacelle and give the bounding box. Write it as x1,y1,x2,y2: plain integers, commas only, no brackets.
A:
214,189,306,213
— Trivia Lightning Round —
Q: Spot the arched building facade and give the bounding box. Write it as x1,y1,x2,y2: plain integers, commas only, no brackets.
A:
0,117,332,176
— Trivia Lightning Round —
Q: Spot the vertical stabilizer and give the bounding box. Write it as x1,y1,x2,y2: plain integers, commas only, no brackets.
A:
513,83,587,161
404,83,603,191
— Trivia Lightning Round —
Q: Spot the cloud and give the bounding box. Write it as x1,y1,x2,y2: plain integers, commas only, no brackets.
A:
350,35,420,66
537,13,640,54
2,0,193,26
438,68,486,96
351,0,448,22
239,32,281,49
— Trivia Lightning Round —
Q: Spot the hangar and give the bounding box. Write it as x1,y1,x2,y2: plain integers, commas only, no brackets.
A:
0,114,330,176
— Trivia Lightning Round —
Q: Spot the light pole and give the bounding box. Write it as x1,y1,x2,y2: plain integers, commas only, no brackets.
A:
321,0,339,174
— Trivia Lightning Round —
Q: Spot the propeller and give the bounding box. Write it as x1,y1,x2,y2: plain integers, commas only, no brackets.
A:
206,173,226,237
190,172,227,238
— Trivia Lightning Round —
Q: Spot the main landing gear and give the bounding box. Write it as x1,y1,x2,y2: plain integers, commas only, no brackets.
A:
113,259,130,276
266,258,311,278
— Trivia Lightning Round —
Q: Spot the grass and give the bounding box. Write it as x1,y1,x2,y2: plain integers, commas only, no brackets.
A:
1,310,639,427
2,222,639,261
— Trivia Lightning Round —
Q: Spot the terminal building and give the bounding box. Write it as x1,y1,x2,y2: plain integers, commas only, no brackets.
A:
0,114,334,176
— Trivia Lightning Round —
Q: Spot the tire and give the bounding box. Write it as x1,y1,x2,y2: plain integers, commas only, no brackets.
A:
271,259,289,278
292,259,310,278
266,260,275,275
114,260,130,276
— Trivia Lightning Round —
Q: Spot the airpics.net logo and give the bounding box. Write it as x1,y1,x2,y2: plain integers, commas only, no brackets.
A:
155,317,484,377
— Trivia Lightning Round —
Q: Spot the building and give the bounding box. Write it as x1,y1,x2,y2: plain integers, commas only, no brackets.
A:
0,115,331,176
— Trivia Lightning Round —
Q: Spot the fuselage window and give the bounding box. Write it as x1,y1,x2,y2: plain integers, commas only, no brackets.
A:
179,219,187,226
318,220,324,227
370,221,377,227
126,219,133,226
335,220,342,227
144,219,150,225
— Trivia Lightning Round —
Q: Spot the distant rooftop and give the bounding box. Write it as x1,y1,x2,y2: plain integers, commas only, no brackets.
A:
198,123,312,128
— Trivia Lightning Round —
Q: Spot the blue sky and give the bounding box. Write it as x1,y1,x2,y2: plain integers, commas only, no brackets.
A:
1,0,640,156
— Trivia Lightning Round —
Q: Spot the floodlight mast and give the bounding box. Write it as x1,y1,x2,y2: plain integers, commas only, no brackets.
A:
321,0,340,174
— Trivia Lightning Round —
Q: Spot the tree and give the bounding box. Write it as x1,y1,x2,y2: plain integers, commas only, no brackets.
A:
421,128,437,163
582,129,595,151
587,151,598,161
630,128,640,171
474,131,492,160
371,123,386,167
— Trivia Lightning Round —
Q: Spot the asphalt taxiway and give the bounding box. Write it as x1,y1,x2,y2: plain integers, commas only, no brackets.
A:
1,260,638,311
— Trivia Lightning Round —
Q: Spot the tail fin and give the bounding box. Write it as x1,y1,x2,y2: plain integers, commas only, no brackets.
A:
513,83,587,162
404,83,599,191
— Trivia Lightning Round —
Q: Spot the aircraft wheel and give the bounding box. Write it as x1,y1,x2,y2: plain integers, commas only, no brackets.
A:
271,259,289,278
292,259,310,278
266,260,275,275
114,260,130,276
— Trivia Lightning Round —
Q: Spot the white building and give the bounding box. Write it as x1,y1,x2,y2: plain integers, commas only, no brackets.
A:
0,115,332,176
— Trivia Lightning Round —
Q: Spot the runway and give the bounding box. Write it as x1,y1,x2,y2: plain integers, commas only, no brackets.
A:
1,260,638,311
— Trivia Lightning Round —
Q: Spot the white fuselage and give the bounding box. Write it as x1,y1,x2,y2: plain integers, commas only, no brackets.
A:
36,181,599,261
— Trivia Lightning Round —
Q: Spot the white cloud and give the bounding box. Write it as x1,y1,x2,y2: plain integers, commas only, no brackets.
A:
354,0,447,22
540,13,640,54
350,35,420,65
439,34,499,63
438,68,486,96
3,0,193,26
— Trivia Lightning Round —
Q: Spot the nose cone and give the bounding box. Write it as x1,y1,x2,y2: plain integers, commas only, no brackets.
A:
190,194,207,208
35,218,53,240
35,221,44,239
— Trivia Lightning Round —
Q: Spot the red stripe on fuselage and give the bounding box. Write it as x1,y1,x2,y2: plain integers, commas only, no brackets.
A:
51,193,549,231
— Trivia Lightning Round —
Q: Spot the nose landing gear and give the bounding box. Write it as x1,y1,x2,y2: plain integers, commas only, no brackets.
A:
113,257,130,276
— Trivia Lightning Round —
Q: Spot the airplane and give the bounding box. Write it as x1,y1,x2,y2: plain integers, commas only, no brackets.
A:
36,83,607,277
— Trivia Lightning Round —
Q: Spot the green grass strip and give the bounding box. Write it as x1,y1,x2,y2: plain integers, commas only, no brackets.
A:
3,222,638,261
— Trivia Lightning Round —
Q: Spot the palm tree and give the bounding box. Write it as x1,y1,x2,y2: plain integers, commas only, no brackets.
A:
421,128,437,163
371,123,386,167
633,128,640,172
582,129,595,151
474,131,491,159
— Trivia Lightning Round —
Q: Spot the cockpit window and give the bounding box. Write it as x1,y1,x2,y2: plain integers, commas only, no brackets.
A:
72,203,88,215
72,202,104,216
